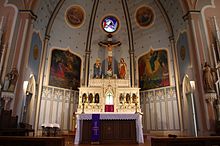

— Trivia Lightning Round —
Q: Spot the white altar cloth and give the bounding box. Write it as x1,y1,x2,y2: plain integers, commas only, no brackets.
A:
74,113,144,144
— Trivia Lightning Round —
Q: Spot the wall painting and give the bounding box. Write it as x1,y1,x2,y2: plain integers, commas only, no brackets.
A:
138,49,170,90
49,49,81,90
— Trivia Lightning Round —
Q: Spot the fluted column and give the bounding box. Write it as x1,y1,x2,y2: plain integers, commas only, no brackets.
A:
169,36,183,132
34,35,50,133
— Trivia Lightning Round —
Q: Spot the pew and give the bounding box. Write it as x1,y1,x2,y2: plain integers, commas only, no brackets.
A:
151,136,220,146
0,136,65,146
0,109,34,136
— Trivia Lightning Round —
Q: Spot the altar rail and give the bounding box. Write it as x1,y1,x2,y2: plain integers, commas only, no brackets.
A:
140,86,180,132
38,86,79,131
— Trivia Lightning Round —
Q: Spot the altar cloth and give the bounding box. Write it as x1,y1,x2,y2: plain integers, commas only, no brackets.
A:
74,113,144,144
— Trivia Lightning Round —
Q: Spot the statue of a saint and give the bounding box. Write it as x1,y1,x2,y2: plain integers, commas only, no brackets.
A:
202,62,218,93
93,58,102,78
3,68,18,92
118,58,127,79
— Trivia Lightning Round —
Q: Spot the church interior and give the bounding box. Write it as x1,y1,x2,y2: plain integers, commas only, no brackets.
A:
1,0,220,145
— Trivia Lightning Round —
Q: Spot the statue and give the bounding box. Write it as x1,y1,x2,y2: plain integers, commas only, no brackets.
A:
202,62,218,93
118,58,127,79
98,34,121,76
3,68,18,92
93,58,102,78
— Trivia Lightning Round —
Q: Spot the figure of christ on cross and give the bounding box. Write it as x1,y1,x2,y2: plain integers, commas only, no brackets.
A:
98,34,121,76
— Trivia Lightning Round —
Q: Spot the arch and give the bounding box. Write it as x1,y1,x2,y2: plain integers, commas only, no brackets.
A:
154,0,174,38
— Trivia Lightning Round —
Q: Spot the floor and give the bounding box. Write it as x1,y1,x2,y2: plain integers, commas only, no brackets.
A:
64,136,151,146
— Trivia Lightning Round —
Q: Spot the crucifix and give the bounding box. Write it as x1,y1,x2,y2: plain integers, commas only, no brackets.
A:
98,34,121,76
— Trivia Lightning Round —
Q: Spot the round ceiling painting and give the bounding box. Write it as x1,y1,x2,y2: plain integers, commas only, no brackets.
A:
135,6,155,28
65,5,85,28
102,16,119,33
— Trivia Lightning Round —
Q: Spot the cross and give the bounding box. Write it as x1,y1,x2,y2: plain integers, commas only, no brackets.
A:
106,92,112,104
98,34,121,76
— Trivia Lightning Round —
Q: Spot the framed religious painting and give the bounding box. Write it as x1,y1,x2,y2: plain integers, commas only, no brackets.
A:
49,49,81,90
101,15,119,33
135,5,155,28
138,49,170,90
65,5,85,28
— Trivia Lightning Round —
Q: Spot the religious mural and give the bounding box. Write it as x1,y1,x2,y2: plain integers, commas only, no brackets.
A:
138,49,170,90
65,5,85,28
49,49,81,90
28,32,42,80
135,5,155,28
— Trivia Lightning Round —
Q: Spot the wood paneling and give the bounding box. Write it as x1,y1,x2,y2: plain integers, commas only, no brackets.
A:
81,120,136,144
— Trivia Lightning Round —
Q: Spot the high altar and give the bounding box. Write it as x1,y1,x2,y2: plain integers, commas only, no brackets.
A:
74,34,144,144
74,77,144,144
76,77,141,113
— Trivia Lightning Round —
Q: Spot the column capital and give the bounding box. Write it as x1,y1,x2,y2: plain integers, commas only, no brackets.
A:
183,10,201,21
169,35,175,42
45,34,50,40
205,93,217,103
85,50,91,54
129,50,134,54
19,10,37,21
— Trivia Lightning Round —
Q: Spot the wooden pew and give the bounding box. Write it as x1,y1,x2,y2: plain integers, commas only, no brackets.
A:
0,136,65,146
151,136,220,146
0,109,34,136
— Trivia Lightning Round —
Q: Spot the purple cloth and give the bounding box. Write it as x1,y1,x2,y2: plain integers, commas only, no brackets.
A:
91,114,100,142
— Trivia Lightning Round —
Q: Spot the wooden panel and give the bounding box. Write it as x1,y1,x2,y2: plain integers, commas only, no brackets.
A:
151,137,220,146
0,136,65,146
81,120,136,144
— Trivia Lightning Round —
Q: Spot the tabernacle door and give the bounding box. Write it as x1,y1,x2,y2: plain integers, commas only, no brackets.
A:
105,91,114,112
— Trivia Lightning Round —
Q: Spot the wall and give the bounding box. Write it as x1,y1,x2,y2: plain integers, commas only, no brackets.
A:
38,86,78,130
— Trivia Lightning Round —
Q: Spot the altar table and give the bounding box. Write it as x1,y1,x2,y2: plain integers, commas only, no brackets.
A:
74,113,144,144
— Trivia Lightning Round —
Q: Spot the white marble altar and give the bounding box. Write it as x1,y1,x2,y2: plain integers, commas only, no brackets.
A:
76,78,141,113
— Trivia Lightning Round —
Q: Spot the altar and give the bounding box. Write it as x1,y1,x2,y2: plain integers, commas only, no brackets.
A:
74,34,143,144
74,113,144,144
